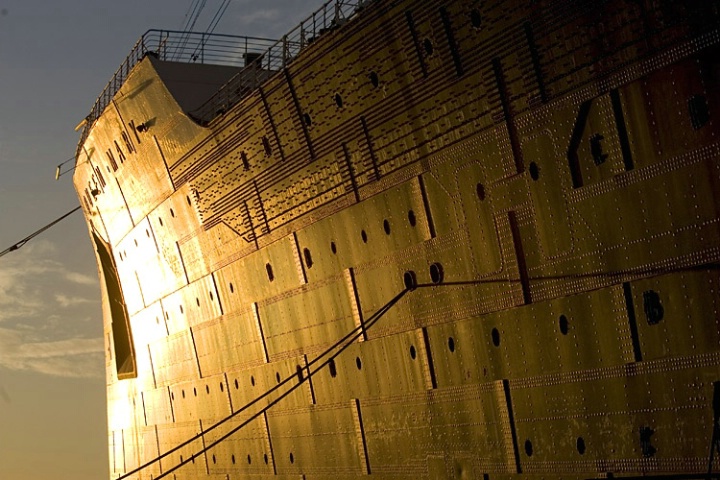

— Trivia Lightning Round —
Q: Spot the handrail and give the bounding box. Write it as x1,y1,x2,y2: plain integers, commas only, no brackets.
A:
76,0,373,157
76,29,279,157
191,0,371,124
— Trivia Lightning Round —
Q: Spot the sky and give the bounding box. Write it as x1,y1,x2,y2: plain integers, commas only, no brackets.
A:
0,1,326,478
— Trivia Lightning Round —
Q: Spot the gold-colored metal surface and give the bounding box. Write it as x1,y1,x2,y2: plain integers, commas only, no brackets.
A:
73,0,720,477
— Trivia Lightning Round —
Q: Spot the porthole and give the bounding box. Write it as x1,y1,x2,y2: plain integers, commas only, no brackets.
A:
383,219,391,235
196,297,200,306
429,263,444,284
182,390,185,398
356,357,362,370
171,392,175,400
231,454,236,464
247,454,252,464
170,208,175,218
212,454,216,464
303,248,313,268
529,161,540,181
476,183,486,201
303,112,312,126
334,93,343,108
403,270,418,290
206,384,210,394
146,229,150,237
559,314,569,335
410,345,417,360
250,375,255,386
159,217,164,226
577,436,586,455
266,263,275,282
179,305,184,314
134,239,138,247
330,241,337,254
234,378,239,389
276,372,281,384
209,290,214,301
448,336,455,352
296,365,304,381
290,452,295,464
423,38,434,56
186,195,191,206
369,71,379,88
491,328,500,347
470,9,482,29
361,230,368,243
264,453,269,464
329,358,337,378
229,282,234,293
524,439,533,456
193,387,197,397
408,210,417,227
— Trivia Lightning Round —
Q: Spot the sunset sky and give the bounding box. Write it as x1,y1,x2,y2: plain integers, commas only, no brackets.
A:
0,1,325,478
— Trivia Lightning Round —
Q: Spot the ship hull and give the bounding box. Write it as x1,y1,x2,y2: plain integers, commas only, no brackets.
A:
74,0,720,478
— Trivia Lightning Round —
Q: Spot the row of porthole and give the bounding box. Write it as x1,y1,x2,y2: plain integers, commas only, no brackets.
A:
525,436,586,457
230,371,292,389
323,337,447,380
228,452,269,465
320,323,577,381
151,192,195,231
297,9,484,123
303,210,419,271
171,381,225,401
181,452,272,466
119,202,185,261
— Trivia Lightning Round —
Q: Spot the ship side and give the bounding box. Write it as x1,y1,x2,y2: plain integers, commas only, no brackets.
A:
73,0,720,478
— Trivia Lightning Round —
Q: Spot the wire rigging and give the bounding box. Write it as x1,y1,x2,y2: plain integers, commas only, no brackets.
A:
204,0,231,35
118,287,410,479
0,206,82,259
173,0,208,60
187,0,231,62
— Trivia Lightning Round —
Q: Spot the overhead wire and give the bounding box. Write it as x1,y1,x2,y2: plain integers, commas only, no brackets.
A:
188,0,231,62
173,0,208,61
113,261,720,477
179,0,201,31
118,286,410,479
0,206,82,259
204,0,231,35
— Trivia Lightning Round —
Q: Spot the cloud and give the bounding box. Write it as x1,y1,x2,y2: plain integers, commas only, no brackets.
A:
55,293,93,307
0,327,104,378
0,240,98,322
0,240,103,378
65,271,97,286
235,8,280,24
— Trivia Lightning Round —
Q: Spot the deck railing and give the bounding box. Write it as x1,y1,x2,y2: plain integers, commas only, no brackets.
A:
78,0,371,152
191,0,371,123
